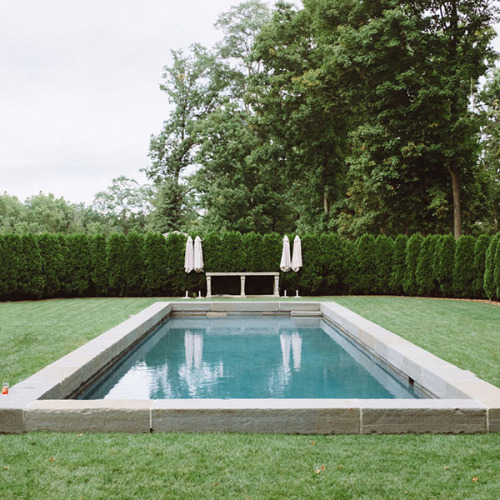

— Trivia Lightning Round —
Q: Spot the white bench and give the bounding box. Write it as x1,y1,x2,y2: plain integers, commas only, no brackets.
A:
206,272,280,298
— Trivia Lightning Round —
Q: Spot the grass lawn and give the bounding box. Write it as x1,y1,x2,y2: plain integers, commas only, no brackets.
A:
0,296,499,499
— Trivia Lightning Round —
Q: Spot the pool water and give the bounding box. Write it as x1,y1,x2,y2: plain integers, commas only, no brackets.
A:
80,316,424,400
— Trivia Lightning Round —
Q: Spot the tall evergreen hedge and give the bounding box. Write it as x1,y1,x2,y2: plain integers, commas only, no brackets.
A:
0,231,498,301
107,233,127,296
0,234,23,300
143,233,170,296
374,235,394,295
38,233,63,298
20,234,45,299
453,235,476,298
472,234,491,299
437,234,456,298
123,232,145,296
416,235,437,297
403,234,423,296
390,235,408,295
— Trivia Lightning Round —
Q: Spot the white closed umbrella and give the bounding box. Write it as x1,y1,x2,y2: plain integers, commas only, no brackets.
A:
291,235,303,272
193,236,204,273
184,236,194,273
280,236,291,272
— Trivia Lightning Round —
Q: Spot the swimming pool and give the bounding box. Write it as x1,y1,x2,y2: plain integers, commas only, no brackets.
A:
2,301,497,434
80,316,424,400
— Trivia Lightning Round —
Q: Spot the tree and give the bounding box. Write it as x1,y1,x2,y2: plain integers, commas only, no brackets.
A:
304,0,498,236
250,1,349,233
390,235,409,295
472,234,491,298
437,234,456,297
93,176,152,234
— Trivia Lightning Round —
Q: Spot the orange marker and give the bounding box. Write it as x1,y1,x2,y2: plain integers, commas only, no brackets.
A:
2,382,8,395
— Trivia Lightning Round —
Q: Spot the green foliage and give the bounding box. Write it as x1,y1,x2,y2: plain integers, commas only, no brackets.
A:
60,235,92,297
343,239,359,295
495,239,500,301
242,232,262,272
483,234,499,300
20,234,45,299
38,234,63,298
107,233,127,296
319,233,346,294
453,236,477,298
416,235,439,297
390,235,408,295
0,234,23,300
295,234,321,295
472,234,491,298
353,234,377,294
164,233,188,297
403,234,424,296
143,233,170,296
373,236,394,295
90,235,109,296
260,233,281,272
219,232,246,272
123,233,145,296
437,234,456,298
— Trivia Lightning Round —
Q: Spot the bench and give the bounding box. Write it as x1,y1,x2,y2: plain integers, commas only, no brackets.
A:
206,272,280,298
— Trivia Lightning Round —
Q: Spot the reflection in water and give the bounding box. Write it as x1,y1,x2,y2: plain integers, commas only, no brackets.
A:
269,331,303,397
180,330,224,397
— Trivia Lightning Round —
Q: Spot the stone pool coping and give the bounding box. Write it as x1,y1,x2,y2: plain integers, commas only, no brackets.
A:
1,301,499,434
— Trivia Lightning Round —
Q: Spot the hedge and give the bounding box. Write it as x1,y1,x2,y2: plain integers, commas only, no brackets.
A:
0,232,498,301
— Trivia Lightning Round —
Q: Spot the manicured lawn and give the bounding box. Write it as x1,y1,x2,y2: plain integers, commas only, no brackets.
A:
1,432,499,499
0,298,159,385
0,297,499,499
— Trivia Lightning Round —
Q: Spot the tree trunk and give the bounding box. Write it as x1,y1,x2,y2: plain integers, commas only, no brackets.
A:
447,164,462,238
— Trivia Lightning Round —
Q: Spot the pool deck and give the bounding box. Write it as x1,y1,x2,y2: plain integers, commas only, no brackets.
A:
1,301,499,434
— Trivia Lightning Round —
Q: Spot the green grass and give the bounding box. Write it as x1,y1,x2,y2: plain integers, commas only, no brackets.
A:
0,298,159,385
0,432,499,499
0,296,499,499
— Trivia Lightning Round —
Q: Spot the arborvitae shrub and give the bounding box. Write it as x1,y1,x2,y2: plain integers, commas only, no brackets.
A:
143,233,169,296
472,234,491,299
390,235,408,295
343,239,359,294
374,235,394,295
403,233,423,296
38,233,63,298
320,233,346,294
0,234,23,300
416,235,438,297
20,234,45,299
260,233,281,271
122,232,145,296
495,239,500,301
220,232,246,272
203,232,222,272
62,234,92,297
354,234,377,294
296,234,321,295
90,234,109,296
165,233,188,296
453,235,476,298
437,234,456,297
242,232,262,272
483,234,499,300
107,233,127,296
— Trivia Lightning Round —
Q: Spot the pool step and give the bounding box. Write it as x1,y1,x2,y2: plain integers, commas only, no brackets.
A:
290,311,322,317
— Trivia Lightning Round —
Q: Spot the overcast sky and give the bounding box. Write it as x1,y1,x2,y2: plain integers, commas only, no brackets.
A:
1,1,498,206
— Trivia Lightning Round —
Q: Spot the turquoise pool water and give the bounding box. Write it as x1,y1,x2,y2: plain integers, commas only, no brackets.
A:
80,316,424,400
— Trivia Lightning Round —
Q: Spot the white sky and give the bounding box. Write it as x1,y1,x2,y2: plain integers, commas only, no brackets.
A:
0,0,498,206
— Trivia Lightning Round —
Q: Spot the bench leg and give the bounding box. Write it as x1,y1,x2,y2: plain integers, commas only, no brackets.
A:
240,276,246,297
274,276,280,297
206,276,212,298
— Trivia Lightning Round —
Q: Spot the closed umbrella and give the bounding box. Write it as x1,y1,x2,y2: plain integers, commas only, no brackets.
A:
291,235,303,272
280,236,291,272
193,236,204,273
184,236,194,273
